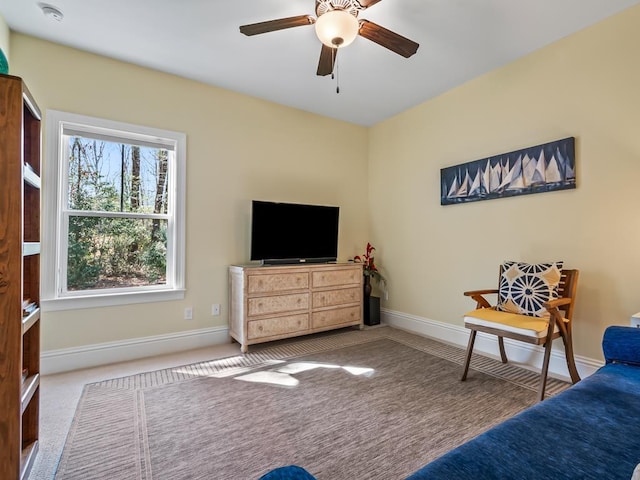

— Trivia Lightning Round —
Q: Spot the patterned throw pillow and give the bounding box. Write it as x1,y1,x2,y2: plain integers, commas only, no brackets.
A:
497,261,563,318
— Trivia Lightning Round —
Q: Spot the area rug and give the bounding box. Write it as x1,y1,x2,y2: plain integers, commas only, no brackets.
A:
54,327,569,480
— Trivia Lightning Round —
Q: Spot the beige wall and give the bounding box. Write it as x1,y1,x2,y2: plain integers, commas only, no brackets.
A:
369,4,640,361
0,14,9,62
9,34,370,351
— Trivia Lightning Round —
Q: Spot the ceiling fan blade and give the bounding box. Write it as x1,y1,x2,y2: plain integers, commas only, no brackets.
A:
317,44,336,76
357,0,384,8
240,15,314,36
358,20,419,58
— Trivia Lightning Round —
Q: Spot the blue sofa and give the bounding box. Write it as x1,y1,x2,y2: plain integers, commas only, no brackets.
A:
261,326,640,480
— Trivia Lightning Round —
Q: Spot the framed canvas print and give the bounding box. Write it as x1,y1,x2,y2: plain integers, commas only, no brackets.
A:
441,137,576,205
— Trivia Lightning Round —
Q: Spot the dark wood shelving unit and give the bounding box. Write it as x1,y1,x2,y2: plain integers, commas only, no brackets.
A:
0,73,41,480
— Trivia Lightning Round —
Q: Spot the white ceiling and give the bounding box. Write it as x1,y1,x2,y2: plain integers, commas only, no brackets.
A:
1,0,639,126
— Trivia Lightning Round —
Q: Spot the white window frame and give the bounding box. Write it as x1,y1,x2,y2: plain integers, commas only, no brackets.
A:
42,110,186,311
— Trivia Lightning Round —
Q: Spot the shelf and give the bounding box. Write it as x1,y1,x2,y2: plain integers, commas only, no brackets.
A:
20,374,39,415
20,440,39,480
23,163,40,189
1,74,41,480
22,309,40,334
23,242,40,256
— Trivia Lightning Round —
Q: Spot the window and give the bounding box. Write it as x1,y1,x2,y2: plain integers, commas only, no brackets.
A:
43,111,186,310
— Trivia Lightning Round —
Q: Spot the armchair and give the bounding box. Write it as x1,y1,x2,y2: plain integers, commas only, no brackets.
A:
460,261,580,400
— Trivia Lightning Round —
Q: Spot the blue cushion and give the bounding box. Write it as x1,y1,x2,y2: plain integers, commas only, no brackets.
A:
603,326,640,366
259,465,316,480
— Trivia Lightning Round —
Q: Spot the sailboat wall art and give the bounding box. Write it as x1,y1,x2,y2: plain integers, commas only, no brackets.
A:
440,137,576,206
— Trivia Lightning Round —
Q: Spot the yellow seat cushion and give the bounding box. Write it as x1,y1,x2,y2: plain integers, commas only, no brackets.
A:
464,307,564,338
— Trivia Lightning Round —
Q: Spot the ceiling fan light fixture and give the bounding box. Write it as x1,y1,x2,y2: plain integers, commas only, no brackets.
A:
314,9,359,48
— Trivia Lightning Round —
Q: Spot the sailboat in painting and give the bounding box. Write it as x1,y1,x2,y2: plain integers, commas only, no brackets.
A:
522,152,544,186
456,170,471,197
440,137,576,205
468,169,482,196
545,154,562,184
505,155,524,191
447,175,459,199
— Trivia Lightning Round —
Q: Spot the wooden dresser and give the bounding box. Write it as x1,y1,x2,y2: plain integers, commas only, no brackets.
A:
229,263,363,352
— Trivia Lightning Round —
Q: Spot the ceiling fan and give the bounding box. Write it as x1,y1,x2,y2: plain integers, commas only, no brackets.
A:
239,0,419,76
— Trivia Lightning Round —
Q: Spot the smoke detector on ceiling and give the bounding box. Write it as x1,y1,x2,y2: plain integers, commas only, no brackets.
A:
38,3,64,22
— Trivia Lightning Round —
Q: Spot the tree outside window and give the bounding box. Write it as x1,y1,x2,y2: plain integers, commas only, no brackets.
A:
66,137,169,290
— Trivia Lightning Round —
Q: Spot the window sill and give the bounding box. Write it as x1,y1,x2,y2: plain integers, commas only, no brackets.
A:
41,288,186,312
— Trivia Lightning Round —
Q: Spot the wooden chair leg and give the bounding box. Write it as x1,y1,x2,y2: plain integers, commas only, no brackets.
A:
498,336,508,363
560,330,581,384
538,339,554,401
461,330,477,381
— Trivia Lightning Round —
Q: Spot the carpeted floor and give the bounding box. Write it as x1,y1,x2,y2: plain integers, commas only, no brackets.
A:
54,327,569,480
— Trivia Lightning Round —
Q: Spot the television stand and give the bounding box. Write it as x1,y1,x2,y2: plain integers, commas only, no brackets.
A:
228,263,363,352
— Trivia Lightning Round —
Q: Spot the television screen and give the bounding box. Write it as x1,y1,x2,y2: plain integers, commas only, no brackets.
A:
250,200,339,264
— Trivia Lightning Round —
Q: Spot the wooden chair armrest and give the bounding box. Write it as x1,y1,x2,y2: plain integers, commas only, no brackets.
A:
463,289,499,297
543,297,571,309
543,297,573,328
463,289,498,309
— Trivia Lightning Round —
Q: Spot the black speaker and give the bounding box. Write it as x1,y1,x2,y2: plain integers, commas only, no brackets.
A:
364,296,381,326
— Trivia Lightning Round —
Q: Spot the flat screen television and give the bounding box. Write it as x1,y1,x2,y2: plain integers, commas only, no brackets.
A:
250,200,339,264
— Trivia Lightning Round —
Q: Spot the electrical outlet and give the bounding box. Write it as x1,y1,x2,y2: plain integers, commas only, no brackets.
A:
631,312,640,328
212,304,221,316
184,306,193,320
384,290,389,301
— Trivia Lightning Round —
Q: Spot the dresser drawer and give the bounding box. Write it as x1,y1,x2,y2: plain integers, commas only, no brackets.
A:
248,293,309,316
312,268,361,288
312,305,361,329
248,314,309,339
247,272,309,294
312,287,360,308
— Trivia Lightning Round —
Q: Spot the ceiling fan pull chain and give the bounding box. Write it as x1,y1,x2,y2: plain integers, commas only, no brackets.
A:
335,49,340,94
331,47,335,80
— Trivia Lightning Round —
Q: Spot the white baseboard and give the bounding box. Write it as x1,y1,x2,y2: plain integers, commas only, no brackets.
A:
41,311,604,378
41,326,230,375
381,308,603,381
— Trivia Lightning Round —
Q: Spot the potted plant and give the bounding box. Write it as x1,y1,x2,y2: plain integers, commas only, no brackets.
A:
353,242,386,297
